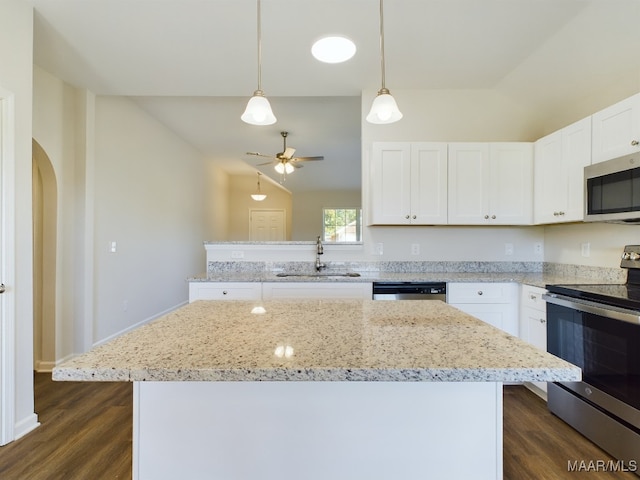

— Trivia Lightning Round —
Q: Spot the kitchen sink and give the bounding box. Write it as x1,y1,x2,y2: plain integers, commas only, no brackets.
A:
275,272,361,278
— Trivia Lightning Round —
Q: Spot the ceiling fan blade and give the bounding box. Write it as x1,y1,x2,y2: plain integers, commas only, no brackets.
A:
292,156,324,162
282,147,296,159
291,162,304,168
246,152,274,158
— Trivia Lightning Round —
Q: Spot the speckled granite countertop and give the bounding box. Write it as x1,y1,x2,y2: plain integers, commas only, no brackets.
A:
193,271,585,288
53,299,580,384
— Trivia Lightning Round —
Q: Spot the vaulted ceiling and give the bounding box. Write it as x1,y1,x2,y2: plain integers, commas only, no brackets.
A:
28,0,640,192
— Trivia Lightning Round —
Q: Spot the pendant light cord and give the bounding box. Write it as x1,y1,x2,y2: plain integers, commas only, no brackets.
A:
257,0,263,92
378,0,386,91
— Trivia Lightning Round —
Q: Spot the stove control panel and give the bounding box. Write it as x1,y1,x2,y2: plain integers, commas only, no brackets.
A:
621,245,640,268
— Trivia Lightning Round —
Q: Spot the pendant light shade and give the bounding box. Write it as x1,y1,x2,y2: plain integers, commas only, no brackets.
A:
367,0,402,125
242,0,276,126
251,172,267,201
242,91,276,126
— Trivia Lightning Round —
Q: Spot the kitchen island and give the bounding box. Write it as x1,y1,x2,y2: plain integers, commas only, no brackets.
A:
53,299,580,480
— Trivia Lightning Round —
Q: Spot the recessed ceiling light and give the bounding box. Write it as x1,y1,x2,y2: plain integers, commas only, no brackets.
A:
311,36,356,63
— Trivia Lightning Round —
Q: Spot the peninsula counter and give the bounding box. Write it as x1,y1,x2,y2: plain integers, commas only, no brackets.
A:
53,299,580,480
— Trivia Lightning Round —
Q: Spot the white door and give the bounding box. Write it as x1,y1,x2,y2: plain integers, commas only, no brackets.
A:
489,143,533,225
448,143,490,224
591,93,640,163
250,209,286,241
369,142,412,224
410,143,448,224
0,95,13,445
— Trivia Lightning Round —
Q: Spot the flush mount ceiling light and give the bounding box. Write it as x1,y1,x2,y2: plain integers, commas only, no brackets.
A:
241,0,277,125
311,36,357,63
251,172,267,201
366,0,403,124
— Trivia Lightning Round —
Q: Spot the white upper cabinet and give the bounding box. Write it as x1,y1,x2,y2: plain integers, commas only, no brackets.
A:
369,142,448,225
534,116,591,224
448,142,533,225
591,93,640,164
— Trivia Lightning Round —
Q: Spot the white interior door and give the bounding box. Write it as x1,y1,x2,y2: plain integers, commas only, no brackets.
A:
0,94,12,444
249,209,286,241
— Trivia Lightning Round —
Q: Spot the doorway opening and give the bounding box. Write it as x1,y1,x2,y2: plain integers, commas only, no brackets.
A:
32,140,57,372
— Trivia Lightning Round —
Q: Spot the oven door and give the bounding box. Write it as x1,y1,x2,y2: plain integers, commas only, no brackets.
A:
544,294,640,430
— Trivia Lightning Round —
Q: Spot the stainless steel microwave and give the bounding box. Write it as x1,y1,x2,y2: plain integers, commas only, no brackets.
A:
584,153,640,223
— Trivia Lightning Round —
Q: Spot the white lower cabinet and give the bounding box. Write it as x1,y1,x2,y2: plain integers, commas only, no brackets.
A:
447,283,519,336
188,282,262,302
519,285,548,396
262,282,373,300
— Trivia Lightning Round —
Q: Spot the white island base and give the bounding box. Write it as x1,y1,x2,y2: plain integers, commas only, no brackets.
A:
133,381,503,480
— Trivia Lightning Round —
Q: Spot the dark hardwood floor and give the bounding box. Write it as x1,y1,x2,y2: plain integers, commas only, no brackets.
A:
0,375,636,479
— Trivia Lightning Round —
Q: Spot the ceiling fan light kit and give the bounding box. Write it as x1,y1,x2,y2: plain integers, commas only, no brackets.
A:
367,0,402,124
247,131,324,179
311,35,357,63
242,0,277,126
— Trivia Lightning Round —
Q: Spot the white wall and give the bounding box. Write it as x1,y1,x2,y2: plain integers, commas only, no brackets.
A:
93,96,207,343
32,66,81,366
0,0,37,442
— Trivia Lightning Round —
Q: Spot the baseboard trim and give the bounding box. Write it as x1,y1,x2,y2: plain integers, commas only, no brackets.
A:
13,413,40,441
34,360,57,373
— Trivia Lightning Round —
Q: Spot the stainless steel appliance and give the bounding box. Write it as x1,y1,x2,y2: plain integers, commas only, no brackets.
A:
584,153,640,224
372,282,446,301
544,245,640,474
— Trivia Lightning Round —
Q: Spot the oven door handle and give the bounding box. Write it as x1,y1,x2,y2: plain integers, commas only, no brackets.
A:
542,293,640,325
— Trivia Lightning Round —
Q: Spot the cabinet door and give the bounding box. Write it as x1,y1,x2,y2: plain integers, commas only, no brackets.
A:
452,303,519,337
562,117,592,221
410,143,448,224
489,143,533,224
370,143,412,224
592,93,640,163
448,143,490,224
534,130,564,223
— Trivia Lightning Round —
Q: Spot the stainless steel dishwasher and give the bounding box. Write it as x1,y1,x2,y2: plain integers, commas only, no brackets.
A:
372,282,447,301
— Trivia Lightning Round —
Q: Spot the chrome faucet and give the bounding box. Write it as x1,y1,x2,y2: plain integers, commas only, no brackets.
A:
315,236,326,271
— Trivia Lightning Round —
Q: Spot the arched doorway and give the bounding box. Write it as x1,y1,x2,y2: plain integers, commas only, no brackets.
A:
32,140,57,371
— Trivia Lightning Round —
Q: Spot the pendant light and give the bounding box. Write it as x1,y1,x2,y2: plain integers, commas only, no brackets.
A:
241,0,277,125
366,0,403,124
251,172,267,201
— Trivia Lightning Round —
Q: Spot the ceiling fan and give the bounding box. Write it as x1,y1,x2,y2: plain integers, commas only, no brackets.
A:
247,131,324,175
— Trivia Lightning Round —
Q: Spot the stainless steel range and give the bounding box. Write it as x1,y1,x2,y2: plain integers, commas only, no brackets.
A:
544,245,640,474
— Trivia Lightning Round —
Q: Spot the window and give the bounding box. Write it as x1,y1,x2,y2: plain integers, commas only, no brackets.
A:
322,208,362,243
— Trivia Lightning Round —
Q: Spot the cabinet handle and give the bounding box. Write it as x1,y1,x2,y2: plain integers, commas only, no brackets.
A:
484,215,489,219
632,140,639,146
222,290,228,295
0,284,5,294
491,215,496,219
405,215,410,219
539,318,546,324
529,294,537,300
477,291,483,295
412,215,417,219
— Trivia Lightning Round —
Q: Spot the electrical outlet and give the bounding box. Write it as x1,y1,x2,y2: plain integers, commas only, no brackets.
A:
109,241,117,253
122,299,128,312
373,243,384,255
231,250,244,259
411,243,420,255
534,243,543,255
504,243,514,256
581,242,590,257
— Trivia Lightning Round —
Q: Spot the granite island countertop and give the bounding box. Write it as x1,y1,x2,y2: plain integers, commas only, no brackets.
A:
53,299,580,384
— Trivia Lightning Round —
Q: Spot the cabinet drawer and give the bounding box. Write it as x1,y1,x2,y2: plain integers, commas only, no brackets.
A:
262,282,372,300
521,285,547,312
189,282,262,302
447,283,516,304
